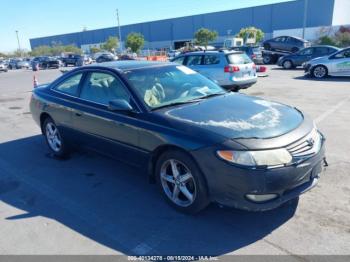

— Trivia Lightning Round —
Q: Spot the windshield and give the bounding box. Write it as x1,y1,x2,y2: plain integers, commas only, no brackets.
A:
124,65,226,109
226,53,252,64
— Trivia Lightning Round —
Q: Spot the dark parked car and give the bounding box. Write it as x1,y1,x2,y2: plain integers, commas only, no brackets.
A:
232,46,264,64
277,46,339,69
30,61,326,214
96,53,116,63
8,59,30,69
263,36,311,53
32,56,60,70
62,54,83,67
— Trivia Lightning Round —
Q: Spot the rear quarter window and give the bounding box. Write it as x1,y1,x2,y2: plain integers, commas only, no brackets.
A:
203,55,220,65
226,53,252,65
53,73,83,96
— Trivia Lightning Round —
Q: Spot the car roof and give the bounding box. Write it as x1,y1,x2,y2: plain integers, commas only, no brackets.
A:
275,36,308,42
182,50,243,55
86,60,175,71
309,45,340,49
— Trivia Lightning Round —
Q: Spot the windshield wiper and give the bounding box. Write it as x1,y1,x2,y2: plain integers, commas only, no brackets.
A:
151,93,226,111
198,92,226,100
151,100,200,111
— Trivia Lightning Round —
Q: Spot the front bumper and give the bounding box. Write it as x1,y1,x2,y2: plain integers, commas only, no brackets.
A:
221,77,257,90
304,64,312,74
192,140,326,211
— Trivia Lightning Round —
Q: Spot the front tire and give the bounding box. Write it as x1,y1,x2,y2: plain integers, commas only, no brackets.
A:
155,150,209,214
43,117,69,158
263,55,273,64
312,65,328,79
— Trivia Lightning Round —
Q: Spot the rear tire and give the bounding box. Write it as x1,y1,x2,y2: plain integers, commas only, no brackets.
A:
43,117,70,158
264,43,271,50
263,55,273,64
155,150,209,214
282,60,294,69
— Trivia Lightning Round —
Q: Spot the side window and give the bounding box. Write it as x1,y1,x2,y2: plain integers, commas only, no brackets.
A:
172,56,185,65
277,37,286,42
314,47,329,56
300,48,313,55
80,72,130,105
54,73,83,96
185,55,202,66
203,55,220,65
333,49,350,59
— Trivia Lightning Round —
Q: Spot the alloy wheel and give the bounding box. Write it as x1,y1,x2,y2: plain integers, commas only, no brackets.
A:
283,60,292,69
160,159,196,207
45,122,62,152
313,66,326,78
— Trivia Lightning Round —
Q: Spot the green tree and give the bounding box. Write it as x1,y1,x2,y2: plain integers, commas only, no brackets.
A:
102,37,119,52
62,44,82,54
194,28,218,49
237,27,265,44
335,31,350,47
318,35,337,46
30,45,52,56
125,32,145,53
30,44,82,57
90,47,101,54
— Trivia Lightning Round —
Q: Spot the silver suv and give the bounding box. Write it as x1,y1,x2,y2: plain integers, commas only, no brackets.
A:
171,50,257,91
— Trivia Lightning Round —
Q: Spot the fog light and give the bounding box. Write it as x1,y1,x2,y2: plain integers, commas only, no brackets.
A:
246,194,278,202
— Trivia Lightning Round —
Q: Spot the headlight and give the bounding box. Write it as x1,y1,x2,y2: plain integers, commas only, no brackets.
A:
217,149,292,167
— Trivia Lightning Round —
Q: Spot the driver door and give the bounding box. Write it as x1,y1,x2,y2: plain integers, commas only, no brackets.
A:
72,70,145,164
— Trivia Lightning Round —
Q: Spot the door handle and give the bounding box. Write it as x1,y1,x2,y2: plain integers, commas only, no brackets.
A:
75,111,83,117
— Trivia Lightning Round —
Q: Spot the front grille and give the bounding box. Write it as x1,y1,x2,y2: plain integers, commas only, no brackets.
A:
286,129,322,158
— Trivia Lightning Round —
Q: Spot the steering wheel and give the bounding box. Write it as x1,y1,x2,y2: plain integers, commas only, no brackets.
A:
152,83,165,101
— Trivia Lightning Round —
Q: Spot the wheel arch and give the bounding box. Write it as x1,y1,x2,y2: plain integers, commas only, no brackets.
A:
39,112,52,134
148,144,206,187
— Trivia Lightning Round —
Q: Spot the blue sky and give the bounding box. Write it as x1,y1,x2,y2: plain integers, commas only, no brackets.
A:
0,0,293,52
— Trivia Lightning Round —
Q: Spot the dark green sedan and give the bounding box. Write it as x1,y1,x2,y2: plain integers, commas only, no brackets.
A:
30,61,326,214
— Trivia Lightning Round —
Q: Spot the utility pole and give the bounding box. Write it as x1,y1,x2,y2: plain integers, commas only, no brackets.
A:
302,0,308,39
15,30,22,57
116,9,123,53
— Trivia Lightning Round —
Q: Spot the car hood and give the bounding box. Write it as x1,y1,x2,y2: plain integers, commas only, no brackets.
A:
161,93,304,139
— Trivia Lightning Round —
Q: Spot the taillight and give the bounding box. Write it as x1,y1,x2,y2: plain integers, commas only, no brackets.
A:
252,64,256,70
224,65,240,73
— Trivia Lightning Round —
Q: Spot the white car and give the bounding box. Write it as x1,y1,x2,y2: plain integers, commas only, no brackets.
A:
304,47,350,78
0,62,8,72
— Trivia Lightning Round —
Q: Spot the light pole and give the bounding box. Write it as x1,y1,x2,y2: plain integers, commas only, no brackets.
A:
116,9,123,53
15,30,22,57
302,0,309,39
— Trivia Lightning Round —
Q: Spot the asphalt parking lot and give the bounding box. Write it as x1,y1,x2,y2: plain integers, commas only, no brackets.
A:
0,67,349,256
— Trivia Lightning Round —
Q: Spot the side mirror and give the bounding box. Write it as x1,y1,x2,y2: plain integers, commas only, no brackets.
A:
108,99,133,112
